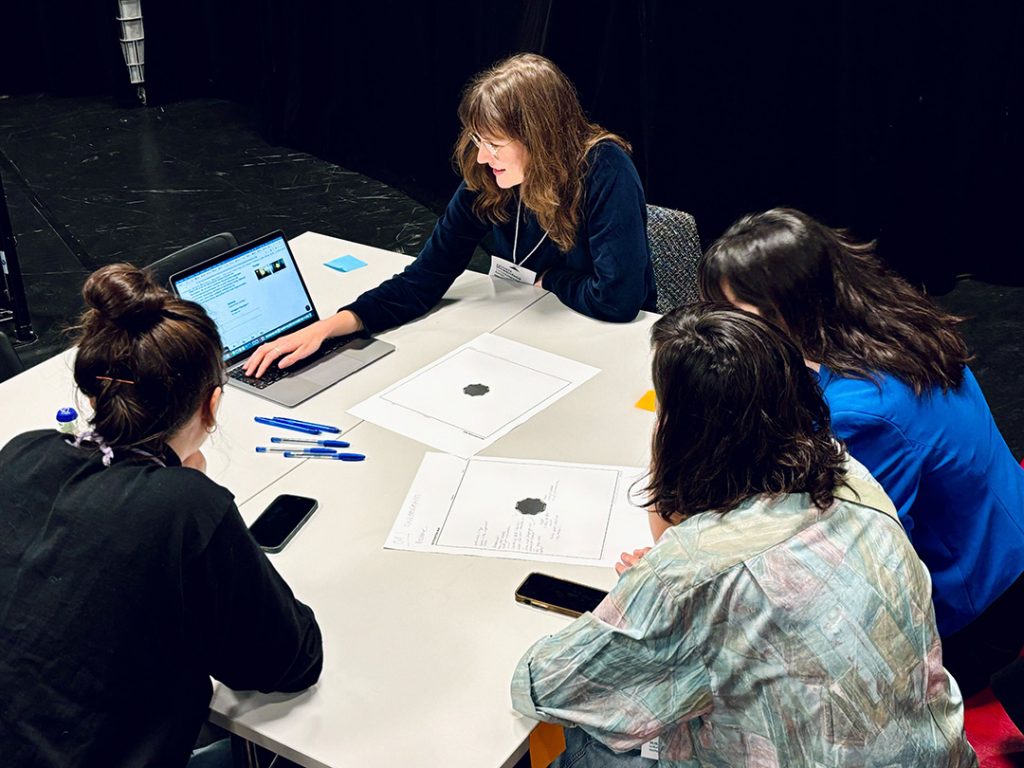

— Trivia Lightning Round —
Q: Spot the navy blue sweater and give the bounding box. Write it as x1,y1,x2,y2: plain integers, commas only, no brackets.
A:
345,142,656,333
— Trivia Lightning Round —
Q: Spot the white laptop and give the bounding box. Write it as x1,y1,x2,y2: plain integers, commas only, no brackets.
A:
170,230,394,407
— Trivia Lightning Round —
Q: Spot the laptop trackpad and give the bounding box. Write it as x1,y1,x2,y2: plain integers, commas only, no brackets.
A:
301,355,363,386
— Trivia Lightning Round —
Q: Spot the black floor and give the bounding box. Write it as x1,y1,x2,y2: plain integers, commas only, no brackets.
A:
0,94,442,366
2,93,1023,464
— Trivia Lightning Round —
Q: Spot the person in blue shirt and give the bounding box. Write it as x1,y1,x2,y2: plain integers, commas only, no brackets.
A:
699,207,1024,697
245,53,656,378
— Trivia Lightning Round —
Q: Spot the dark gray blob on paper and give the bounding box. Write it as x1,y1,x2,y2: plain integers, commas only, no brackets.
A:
463,383,490,397
515,498,547,516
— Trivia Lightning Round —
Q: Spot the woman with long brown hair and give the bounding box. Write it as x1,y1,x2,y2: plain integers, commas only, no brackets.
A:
512,305,974,766
700,207,1024,698
244,53,656,378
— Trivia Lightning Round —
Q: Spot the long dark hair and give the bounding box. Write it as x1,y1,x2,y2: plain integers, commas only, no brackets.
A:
455,53,629,252
72,264,225,454
644,303,846,523
699,208,969,394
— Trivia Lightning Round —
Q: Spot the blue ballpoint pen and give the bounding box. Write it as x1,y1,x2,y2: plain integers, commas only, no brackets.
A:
256,447,337,454
283,451,365,461
270,437,351,448
269,416,342,434
254,416,321,435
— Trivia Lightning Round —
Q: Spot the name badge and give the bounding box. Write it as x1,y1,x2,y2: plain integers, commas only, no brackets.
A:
640,739,660,760
489,255,537,286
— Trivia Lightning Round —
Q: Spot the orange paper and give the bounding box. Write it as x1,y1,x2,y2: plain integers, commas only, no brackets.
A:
529,723,566,768
635,390,657,412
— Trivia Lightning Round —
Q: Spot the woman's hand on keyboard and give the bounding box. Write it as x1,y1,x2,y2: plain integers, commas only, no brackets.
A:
244,311,362,378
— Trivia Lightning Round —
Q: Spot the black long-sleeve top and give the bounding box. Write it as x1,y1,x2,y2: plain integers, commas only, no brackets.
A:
345,142,657,333
0,430,323,767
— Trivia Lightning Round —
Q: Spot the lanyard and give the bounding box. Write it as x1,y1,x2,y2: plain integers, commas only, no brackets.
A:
512,195,549,267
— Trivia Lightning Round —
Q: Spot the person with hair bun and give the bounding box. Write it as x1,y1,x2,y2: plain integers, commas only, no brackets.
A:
512,304,975,767
0,264,323,767
245,53,656,379
700,208,1024,697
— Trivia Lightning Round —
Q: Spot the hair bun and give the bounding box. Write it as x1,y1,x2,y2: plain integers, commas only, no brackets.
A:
82,263,167,331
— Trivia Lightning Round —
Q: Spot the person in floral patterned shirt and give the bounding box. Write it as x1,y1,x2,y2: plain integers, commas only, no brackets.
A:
512,304,975,768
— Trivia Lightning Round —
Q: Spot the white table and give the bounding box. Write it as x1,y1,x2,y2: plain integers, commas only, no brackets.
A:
209,290,660,768
0,232,544,505
485,293,659,468
0,234,659,768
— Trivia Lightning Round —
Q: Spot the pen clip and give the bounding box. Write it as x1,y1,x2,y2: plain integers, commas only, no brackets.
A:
270,416,341,433
254,416,321,435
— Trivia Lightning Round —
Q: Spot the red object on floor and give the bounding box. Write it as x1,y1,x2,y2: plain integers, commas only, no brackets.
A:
967,459,1024,765
964,687,1024,766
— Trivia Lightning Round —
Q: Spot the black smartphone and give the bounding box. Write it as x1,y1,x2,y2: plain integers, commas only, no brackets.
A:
514,572,608,618
249,494,318,553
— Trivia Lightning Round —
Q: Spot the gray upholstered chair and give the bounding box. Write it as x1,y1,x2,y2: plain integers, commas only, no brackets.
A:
646,205,702,313
147,232,238,290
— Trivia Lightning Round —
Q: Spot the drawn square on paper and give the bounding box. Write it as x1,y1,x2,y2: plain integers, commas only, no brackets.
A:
381,348,571,439
435,460,619,560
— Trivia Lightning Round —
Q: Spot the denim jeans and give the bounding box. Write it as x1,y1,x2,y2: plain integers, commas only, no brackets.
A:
551,728,658,768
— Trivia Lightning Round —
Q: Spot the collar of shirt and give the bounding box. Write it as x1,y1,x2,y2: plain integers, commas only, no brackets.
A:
814,363,835,390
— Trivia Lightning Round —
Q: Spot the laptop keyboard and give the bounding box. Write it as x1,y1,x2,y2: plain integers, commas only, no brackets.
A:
230,364,284,388
229,333,364,389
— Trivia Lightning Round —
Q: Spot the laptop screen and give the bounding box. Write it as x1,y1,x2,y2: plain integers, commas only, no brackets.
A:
173,234,315,362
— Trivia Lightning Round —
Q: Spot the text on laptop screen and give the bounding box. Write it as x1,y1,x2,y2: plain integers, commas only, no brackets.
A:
174,236,314,361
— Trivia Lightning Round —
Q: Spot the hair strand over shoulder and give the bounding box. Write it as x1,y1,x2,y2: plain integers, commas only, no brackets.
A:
454,53,630,252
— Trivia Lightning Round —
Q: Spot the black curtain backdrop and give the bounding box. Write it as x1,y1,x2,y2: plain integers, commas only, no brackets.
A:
4,0,1023,290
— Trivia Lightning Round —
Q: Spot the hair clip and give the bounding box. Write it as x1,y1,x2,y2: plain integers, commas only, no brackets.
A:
95,375,136,385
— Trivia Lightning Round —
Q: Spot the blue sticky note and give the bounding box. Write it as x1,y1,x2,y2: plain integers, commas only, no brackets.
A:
325,255,367,272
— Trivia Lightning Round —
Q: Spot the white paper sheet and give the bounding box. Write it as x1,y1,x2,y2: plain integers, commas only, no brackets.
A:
348,333,600,457
386,454,651,566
